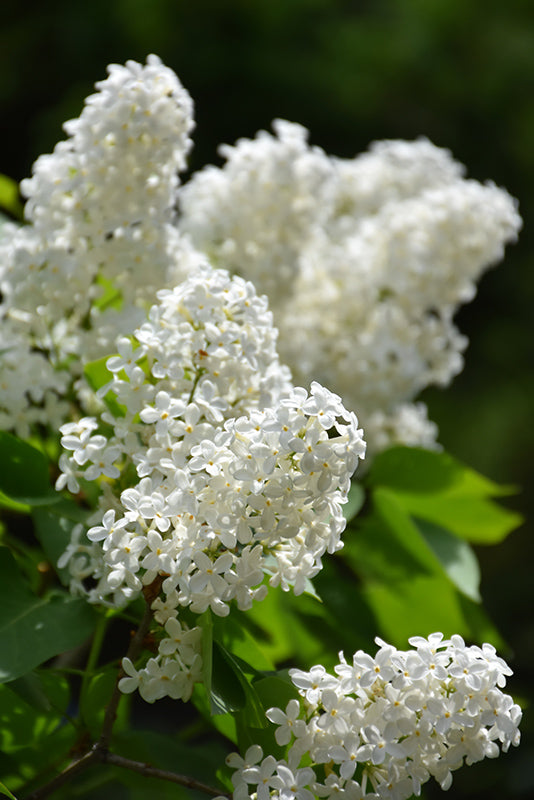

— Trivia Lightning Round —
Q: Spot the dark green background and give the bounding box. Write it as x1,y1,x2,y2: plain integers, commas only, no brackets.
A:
1,2,532,797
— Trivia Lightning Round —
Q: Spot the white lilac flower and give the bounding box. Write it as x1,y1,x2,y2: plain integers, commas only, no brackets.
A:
0,56,195,435
118,611,203,704
57,264,365,680
178,119,333,307
226,634,521,800
179,126,521,456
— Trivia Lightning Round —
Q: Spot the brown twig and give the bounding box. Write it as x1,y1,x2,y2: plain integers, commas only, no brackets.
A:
22,749,99,800
103,752,229,797
22,745,229,800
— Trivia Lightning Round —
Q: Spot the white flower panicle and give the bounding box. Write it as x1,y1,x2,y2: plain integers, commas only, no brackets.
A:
1,55,521,455
57,264,365,621
0,55,195,436
327,137,466,238
178,120,333,306
227,634,521,800
22,54,193,240
179,127,521,455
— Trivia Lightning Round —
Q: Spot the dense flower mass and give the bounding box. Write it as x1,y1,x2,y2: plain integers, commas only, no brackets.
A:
0,56,521,457
0,55,196,435
227,634,521,800
179,124,521,454
57,264,365,621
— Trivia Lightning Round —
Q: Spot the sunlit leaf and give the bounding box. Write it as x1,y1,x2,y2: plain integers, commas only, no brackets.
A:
392,491,522,544
84,356,126,418
0,780,18,800
366,446,522,543
0,174,23,219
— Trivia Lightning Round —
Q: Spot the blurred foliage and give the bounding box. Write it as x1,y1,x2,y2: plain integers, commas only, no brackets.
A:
1,2,532,797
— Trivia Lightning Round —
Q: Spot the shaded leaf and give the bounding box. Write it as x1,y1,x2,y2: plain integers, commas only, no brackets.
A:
80,666,127,735
192,682,238,744
216,642,265,727
7,672,55,713
0,671,70,753
0,548,96,682
212,611,274,672
33,500,90,585
417,518,481,602
343,480,365,522
198,609,214,707
0,432,57,506
210,641,246,715
367,446,459,492
342,488,444,582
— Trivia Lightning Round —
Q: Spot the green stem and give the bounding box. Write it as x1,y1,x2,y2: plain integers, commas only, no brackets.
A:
79,610,110,713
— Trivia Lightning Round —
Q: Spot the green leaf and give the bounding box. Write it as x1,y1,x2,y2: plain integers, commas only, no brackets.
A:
417,518,481,602
0,432,58,506
198,608,214,706
209,640,247,715
212,611,275,672
80,666,127,735
0,725,77,794
392,490,522,544
0,548,96,682
199,611,266,723
246,586,334,667
0,174,23,219
253,673,300,716
366,446,522,544
363,573,469,647
0,492,30,513
84,356,126,418
0,781,18,800
6,672,56,713
0,671,70,753
94,274,123,312
367,446,460,493
343,480,365,522
216,642,266,727
368,446,517,497
191,682,238,743
342,488,444,582
234,672,300,758
32,499,90,585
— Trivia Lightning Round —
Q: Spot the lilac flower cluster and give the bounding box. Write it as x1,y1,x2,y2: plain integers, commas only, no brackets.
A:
228,634,521,800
